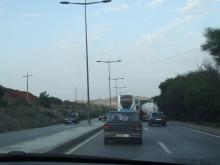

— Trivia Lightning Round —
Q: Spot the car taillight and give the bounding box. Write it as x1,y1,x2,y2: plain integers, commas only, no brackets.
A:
104,124,111,130
135,124,142,131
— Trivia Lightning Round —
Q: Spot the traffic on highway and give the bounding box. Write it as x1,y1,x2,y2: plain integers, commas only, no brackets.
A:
1,0,220,165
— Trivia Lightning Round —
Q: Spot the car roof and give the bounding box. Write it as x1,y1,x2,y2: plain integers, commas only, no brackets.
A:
152,111,164,114
109,111,137,113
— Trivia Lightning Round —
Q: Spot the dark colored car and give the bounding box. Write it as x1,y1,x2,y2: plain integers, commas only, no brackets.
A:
148,112,167,126
104,111,142,145
64,112,79,125
98,114,107,121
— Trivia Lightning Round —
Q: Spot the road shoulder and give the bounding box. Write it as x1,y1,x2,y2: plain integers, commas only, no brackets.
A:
171,121,220,137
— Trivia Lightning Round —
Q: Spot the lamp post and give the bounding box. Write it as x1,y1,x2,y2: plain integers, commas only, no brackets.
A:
114,86,127,96
60,0,111,125
111,78,124,105
96,60,121,110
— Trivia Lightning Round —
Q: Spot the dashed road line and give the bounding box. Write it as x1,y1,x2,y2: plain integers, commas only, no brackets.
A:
158,141,172,154
65,130,103,154
179,126,220,140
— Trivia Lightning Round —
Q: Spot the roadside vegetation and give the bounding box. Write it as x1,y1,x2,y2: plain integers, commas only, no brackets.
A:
153,28,220,127
0,89,110,133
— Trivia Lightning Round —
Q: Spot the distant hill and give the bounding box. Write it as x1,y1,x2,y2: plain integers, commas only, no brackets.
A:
0,85,37,104
92,97,117,107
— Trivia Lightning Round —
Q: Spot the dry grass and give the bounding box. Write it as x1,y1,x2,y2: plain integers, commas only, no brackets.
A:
0,104,108,133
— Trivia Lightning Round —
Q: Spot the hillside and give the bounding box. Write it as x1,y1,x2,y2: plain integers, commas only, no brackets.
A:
0,85,37,104
0,85,109,133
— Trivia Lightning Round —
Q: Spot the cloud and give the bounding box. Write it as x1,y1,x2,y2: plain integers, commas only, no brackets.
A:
177,0,202,13
137,15,202,46
93,3,129,16
209,0,220,2
146,0,164,7
17,13,41,18
103,3,129,13
137,0,164,8
88,24,112,43
53,23,112,55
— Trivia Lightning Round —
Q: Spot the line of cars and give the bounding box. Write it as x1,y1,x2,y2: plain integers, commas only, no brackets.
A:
102,95,167,145
64,95,167,145
103,111,167,145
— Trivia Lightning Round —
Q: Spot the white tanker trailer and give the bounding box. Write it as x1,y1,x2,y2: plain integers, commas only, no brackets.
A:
140,101,158,121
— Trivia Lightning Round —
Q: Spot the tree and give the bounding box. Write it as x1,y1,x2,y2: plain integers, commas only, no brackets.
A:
201,28,220,66
0,86,7,107
0,87,4,99
49,97,63,105
38,91,50,108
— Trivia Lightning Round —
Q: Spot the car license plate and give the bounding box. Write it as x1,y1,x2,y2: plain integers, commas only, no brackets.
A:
156,119,162,121
116,134,130,138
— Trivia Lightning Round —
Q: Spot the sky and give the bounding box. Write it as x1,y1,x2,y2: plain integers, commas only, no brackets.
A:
0,0,220,101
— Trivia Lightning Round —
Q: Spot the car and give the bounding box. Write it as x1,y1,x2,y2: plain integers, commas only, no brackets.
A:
98,114,107,121
64,112,79,125
148,112,167,126
103,111,142,145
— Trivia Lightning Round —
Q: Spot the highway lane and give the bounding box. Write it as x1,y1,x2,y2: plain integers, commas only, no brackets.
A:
0,119,98,148
69,122,220,165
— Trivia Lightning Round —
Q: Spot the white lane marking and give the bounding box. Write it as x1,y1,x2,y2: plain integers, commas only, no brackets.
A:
179,126,220,140
158,141,172,154
144,127,148,131
65,130,103,154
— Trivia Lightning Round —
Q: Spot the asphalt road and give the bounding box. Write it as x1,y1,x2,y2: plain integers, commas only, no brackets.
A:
0,119,97,148
69,122,220,165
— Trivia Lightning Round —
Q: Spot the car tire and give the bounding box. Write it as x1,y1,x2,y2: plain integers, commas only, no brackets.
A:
163,122,167,127
136,138,142,145
104,137,109,145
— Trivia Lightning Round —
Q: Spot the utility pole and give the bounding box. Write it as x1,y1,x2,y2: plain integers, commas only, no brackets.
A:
22,73,32,103
75,87,78,102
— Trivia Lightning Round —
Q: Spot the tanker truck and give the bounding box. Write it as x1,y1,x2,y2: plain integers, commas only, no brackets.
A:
117,95,136,111
117,95,158,121
140,101,158,121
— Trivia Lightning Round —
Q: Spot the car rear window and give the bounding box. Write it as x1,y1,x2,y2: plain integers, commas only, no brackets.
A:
108,112,139,122
152,113,164,118
68,113,77,118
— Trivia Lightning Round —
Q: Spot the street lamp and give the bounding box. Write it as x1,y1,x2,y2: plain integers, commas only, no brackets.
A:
114,86,127,96
96,60,121,110
60,0,111,126
60,0,111,5
111,78,124,105
120,90,128,95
